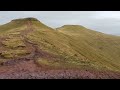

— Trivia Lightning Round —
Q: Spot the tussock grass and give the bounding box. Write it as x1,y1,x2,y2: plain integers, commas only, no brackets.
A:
1,49,30,59
2,38,25,49
0,18,120,72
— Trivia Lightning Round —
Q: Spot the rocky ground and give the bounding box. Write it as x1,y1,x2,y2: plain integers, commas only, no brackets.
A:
0,60,119,79
0,20,120,79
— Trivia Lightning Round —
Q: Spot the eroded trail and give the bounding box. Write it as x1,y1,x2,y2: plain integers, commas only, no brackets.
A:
0,21,41,74
0,21,61,79
0,21,37,66
0,21,120,79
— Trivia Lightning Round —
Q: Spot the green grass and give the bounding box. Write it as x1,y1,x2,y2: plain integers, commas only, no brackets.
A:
58,25,120,72
24,21,120,72
36,58,88,69
0,18,120,72
36,57,109,71
2,38,25,49
0,21,25,34
1,49,30,59
36,58,61,68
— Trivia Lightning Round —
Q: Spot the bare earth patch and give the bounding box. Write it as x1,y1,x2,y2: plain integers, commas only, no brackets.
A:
0,60,119,79
0,20,120,79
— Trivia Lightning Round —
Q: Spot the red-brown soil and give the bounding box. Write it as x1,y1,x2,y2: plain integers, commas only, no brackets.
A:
0,21,120,79
0,60,120,79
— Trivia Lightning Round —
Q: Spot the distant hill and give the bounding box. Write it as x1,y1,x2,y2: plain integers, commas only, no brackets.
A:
0,17,120,79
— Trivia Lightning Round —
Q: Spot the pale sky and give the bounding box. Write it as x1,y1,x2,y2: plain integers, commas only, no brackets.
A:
0,11,120,35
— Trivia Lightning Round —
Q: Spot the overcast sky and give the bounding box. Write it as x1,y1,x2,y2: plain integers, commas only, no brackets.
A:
0,11,120,35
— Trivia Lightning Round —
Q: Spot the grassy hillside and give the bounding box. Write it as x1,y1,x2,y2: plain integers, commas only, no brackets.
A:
58,25,120,71
0,17,120,73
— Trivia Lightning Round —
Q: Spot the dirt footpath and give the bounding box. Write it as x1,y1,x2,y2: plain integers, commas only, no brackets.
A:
0,60,119,79
0,21,120,79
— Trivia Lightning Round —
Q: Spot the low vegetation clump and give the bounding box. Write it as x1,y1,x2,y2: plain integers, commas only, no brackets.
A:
0,17,120,75
2,38,25,49
1,49,30,59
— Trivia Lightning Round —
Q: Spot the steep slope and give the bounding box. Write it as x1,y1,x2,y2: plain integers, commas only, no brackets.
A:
0,18,120,79
0,18,80,68
57,25,120,72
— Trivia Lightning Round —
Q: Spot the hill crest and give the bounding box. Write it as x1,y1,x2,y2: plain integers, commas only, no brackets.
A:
11,17,40,22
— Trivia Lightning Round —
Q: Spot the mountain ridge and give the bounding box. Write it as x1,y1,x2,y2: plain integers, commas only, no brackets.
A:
0,17,120,79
